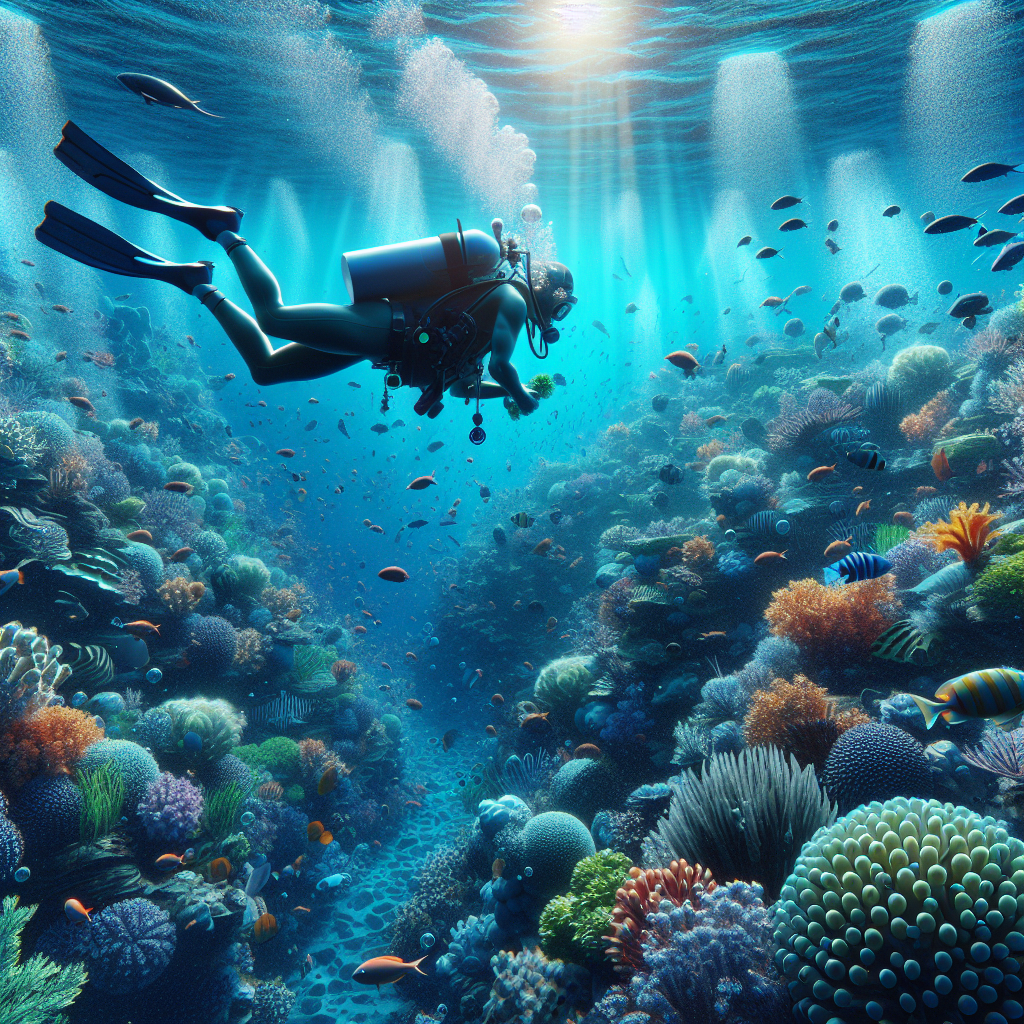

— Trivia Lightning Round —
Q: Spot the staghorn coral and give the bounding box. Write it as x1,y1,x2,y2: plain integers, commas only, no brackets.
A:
774,797,1024,1024
917,500,1002,563
899,389,955,442
157,575,206,614
764,576,902,669
743,675,869,769
0,705,102,790
605,858,716,972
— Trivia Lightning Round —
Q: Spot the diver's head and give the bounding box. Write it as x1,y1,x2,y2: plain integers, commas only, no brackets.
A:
529,261,576,327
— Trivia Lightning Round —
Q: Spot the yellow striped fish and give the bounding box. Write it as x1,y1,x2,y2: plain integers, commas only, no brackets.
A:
911,668,1024,730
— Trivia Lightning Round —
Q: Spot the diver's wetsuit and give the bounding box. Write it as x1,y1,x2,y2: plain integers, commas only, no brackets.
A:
196,234,394,385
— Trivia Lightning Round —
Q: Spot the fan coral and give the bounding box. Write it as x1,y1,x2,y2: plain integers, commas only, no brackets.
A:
820,721,932,813
647,746,836,901
0,705,102,790
743,675,869,769
605,858,716,971
678,411,708,436
157,576,206,614
764,577,902,669
86,898,176,994
899,390,954,442
540,850,633,965
767,403,861,453
590,881,787,1024
917,500,1002,563
961,728,1024,782
991,359,1024,415
484,947,589,1024
774,797,1024,1024
137,772,204,843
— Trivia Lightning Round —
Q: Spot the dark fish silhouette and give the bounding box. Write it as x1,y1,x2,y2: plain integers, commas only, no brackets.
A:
336,418,350,438
991,242,1024,272
779,218,807,232
882,205,901,218
116,74,223,117
770,195,802,210
961,162,1020,183
997,195,1024,215
925,214,978,235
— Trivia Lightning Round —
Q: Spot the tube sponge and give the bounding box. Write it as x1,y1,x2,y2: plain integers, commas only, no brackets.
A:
774,797,1024,1024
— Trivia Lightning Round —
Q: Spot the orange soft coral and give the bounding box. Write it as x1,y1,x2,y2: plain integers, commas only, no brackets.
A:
695,439,726,463
158,576,206,614
681,535,715,567
0,705,103,789
899,390,954,443
765,577,902,670
917,501,1002,563
743,675,869,768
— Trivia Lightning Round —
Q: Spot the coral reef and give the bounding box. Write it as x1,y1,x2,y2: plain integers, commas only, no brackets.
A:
137,771,204,843
86,897,176,994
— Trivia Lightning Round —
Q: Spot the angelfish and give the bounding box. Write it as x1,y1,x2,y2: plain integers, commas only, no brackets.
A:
116,73,223,118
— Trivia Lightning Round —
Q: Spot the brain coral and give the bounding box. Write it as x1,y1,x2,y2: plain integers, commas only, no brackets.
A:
78,739,160,814
886,344,952,403
533,655,598,726
821,722,932,814
10,775,82,854
521,811,597,901
774,797,1024,1024
86,898,176,994
549,758,620,826
183,614,239,676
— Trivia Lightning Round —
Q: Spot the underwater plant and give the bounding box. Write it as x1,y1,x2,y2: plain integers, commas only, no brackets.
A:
78,759,127,842
201,783,246,841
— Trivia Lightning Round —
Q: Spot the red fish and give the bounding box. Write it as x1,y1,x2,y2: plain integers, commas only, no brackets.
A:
64,899,92,924
406,473,436,490
665,350,700,376
276,448,296,458
121,619,160,637
754,550,787,564
163,481,192,493
67,396,96,415
932,447,954,483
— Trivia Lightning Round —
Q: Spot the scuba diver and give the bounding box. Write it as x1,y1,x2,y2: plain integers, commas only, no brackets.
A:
34,121,576,439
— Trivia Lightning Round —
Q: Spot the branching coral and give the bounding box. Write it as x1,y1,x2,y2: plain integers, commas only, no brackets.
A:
605,858,716,971
0,705,103,790
157,576,206,614
899,389,954,442
764,577,902,669
917,500,1002,563
743,675,869,769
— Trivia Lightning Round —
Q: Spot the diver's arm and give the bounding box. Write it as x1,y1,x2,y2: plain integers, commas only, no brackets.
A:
486,287,539,414
449,379,510,400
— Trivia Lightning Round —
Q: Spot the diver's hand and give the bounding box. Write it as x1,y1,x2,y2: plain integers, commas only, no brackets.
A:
516,389,540,415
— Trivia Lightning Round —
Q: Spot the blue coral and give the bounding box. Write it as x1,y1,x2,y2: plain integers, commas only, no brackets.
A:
717,550,755,578
485,947,589,1023
183,614,238,675
586,882,785,1024
121,540,165,593
137,772,204,843
10,776,81,855
0,791,23,885
86,898,176,994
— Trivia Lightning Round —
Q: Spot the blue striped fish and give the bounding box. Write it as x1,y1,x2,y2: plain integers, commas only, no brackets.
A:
249,690,313,732
824,551,892,584
911,668,1024,730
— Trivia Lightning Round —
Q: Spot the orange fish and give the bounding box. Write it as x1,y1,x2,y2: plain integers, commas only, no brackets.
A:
491,693,504,705
855,499,871,517
406,473,436,490
665,350,700,376
126,529,154,544
8,329,29,340
318,830,334,845
352,954,428,989
806,464,837,483
317,766,338,797
170,547,194,562
852,485,864,494
893,511,915,527
569,557,583,568
404,800,422,809
163,481,192,493
546,616,558,632
209,857,232,881
276,448,296,458
67,396,96,415
492,857,505,880
52,304,71,313
64,899,92,924
932,447,954,483
121,619,160,637
253,912,278,943
406,699,423,710
520,711,551,732
533,538,553,556
700,631,727,639
405,651,418,661
307,821,325,841
353,625,367,635
381,661,392,672
824,537,853,560
705,415,729,427
523,662,534,671
294,906,312,913
155,853,187,871
485,725,497,736
916,486,938,498
754,550,787,564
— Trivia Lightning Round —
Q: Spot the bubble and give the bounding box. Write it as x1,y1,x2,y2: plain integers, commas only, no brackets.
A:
459,662,466,670
521,182,539,203
523,866,533,877
775,519,791,536
146,667,163,684
354,596,364,607
420,932,436,950
428,637,439,647
724,529,737,541
94,716,105,729
520,204,542,224
240,811,255,826
14,867,29,883
71,691,87,707
436,1005,448,1018
430,665,436,671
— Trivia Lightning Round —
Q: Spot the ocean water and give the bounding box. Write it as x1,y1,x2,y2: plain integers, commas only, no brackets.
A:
0,0,1022,1022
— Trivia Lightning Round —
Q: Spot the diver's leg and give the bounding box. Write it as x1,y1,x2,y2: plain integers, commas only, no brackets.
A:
216,233,393,360
193,286,361,385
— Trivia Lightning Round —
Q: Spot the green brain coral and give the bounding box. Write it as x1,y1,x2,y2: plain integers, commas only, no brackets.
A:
533,656,598,726
229,555,271,600
234,736,300,776
774,796,1024,1024
539,850,632,965
972,552,1024,617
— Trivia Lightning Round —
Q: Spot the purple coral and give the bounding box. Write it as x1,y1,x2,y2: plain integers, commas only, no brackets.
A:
137,772,204,843
86,898,176,993
885,538,958,589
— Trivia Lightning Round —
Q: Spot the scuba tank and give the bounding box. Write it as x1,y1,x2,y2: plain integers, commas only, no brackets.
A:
341,225,500,303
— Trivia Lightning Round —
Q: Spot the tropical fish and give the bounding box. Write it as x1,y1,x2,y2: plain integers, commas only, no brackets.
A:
871,620,942,667
64,899,92,924
318,765,339,796
253,912,278,943
377,566,410,583
352,954,428,989
0,568,24,596
737,235,752,247
754,550,787,564
659,464,683,484
882,205,901,218
665,351,699,376
510,512,535,528
770,195,803,210
846,449,885,471
592,320,610,337
406,698,423,710
755,247,783,259
911,668,1024,730
407,473,436,490
823,537,853,560
931,447,954,482
441,729,457,752
824,551,892,584
806,465,836,483
163,481,192,493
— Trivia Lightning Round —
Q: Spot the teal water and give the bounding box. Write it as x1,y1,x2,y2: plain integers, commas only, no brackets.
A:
0,1,1021,1022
